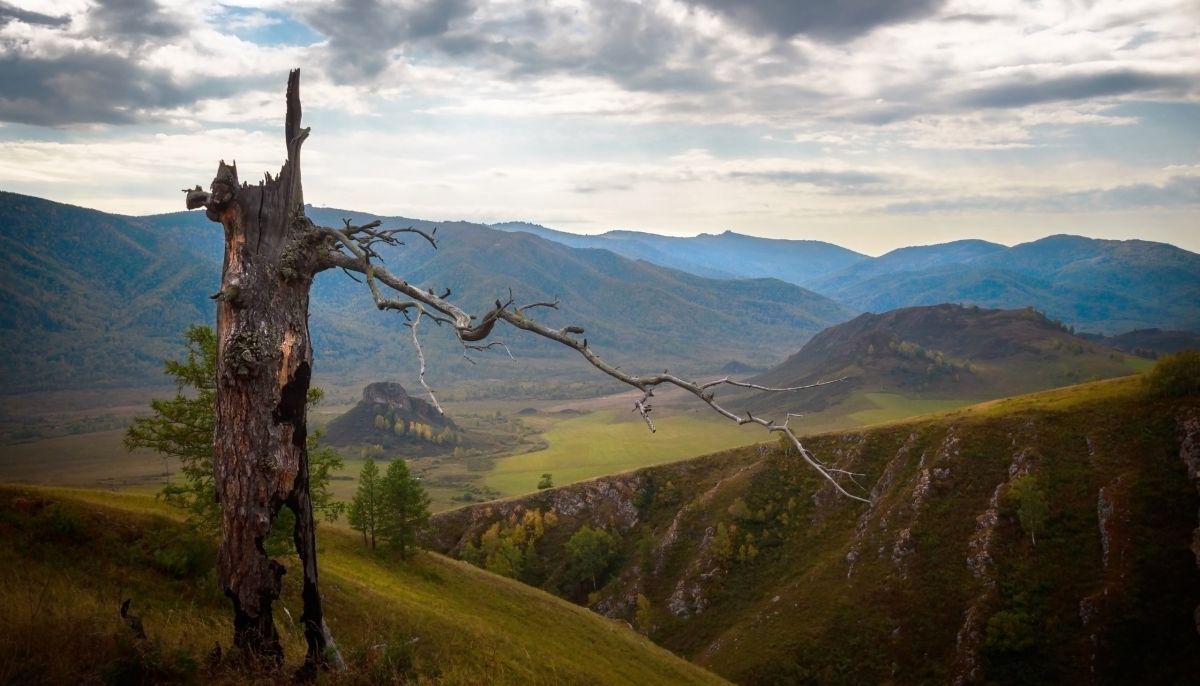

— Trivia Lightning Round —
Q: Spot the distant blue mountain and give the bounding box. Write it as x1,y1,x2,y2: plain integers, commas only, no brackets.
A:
813,235,1200,334
505,221,1200,335
491,222,867,285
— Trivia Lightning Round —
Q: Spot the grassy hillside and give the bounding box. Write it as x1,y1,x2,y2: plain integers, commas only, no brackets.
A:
0,486,730,686
736,304,1149,419
484,410,762,496
429,374,1200,685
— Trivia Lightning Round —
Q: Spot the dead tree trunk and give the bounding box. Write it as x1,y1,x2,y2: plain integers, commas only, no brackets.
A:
180,67,864,672
186,69,340,670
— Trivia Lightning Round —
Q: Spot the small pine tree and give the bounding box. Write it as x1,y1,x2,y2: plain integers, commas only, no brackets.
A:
349,458,383,549
124,325,219,533
379,458,431,559
126,325,343,546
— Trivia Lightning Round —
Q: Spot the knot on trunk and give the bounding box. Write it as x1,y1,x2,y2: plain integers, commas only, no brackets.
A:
225,329,271,380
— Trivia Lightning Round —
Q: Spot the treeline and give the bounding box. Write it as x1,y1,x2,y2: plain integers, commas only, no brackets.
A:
372,413,460,445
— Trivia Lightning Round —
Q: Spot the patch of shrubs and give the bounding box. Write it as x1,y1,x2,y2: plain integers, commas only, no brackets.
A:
1144,350,1200,399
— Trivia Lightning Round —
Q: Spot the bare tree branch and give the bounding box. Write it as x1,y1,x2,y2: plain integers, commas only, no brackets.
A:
321,244,871,503
405,311,444,415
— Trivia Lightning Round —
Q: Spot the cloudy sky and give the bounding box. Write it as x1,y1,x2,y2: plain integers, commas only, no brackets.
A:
0,0,1197,255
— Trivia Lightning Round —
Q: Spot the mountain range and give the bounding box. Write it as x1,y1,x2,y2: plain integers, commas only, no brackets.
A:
491,222,866,283
0,192,850,393
1,190,1196,395
500,224,1200,335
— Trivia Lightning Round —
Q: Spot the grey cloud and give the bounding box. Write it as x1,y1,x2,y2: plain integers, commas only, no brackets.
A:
302,0,479,78
473,1,722,94
302,0,726,95
730,169,891,194
0,51,252,126
943,13,1000,24
0,1,68,27
962,70,1192,109
86,0,185,43
884,175,1200,214
682,0,946,41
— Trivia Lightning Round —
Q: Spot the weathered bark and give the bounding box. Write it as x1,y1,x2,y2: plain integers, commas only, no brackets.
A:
188,69,340,670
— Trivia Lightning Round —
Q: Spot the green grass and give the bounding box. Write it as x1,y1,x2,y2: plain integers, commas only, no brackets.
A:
484,411,761,497
0,429,164,493
846,392,981,426
1124,355,1155,373
0,484,730,686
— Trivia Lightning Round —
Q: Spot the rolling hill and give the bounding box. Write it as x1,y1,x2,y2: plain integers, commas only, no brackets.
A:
805,238,1006,292
0,191,853,393
492,222,867,284
0,486,730,685
428,373,1200,685
731,304,1148,419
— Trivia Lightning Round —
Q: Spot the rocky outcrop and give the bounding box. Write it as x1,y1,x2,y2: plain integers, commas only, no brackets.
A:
323,381,457,454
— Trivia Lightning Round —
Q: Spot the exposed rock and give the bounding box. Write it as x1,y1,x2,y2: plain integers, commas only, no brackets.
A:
952,429,1038,685
846,431,919,578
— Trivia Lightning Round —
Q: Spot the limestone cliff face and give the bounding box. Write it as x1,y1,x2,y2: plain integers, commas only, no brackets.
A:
428,379,1200,685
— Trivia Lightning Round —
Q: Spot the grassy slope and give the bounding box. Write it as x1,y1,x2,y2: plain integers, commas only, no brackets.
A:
430,376,1200,685
485,411,761,496
0,487,729,686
